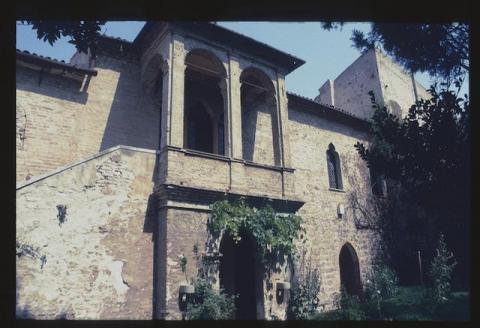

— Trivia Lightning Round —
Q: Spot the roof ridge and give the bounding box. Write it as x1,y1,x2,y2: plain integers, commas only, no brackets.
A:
99,33,133,43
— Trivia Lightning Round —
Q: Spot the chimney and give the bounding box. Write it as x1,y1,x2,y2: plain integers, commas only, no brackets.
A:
315,79,335,106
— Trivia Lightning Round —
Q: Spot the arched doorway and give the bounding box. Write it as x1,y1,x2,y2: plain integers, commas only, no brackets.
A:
339,243,363,298
219,230,264,319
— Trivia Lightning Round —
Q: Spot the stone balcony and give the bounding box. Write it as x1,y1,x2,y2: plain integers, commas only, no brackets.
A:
155,146,302,211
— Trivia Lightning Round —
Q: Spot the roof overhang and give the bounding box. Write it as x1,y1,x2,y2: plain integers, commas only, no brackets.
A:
134,22,306,75
16,50,98,77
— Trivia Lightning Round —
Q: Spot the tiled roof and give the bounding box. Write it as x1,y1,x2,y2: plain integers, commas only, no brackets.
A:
134,22,305,74
287,91,370,129
210,22,305,69
16,49,98,76
99,34,132,43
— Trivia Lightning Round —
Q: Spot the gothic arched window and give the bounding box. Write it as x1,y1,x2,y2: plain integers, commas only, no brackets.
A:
327,143,343,190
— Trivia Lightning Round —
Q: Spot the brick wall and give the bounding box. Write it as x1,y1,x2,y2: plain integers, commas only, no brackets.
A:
16,55,161,182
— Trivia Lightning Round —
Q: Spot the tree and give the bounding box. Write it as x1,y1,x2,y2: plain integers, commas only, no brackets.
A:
20,21,106,57
428,233,457,304
322,23,469,81
354,86,469,287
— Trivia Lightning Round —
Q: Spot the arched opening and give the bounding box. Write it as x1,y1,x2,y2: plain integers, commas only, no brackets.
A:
184,49,226,155
219,230,264,319
240,67,281,166
339,243,363,298
137,53,166,150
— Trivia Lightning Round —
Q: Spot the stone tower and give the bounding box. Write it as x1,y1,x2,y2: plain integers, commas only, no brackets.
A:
315,48,430,120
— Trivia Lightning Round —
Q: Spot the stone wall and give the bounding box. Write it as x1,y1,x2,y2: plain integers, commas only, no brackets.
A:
159,204,294,320
329,49,384,120
376,50,431,118
317,48,431,121
288,105,381,310
16,55,161,182
162,208,210,319
16,147,157,319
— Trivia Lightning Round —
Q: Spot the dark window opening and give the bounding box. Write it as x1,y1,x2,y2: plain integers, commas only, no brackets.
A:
184,49,226,156
370,167,386,196
186,101,214,153
327,143,343,190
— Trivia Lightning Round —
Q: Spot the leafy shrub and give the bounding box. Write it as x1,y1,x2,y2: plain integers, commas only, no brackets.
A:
365,264,399,302
287,251,321,320
428,233,457,304
185,278,236,320
310,292,365,321
363,264,398,317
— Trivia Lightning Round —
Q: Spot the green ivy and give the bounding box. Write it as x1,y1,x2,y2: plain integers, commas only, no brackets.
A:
208,198,304,273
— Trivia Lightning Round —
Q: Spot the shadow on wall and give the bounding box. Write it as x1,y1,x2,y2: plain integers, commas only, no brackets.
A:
145,152,169,319
143,191,161,319
242,105,258,162
99,58,161,152
16,66,89,105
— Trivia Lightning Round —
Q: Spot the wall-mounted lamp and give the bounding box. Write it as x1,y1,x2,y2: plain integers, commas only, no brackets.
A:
337,203,345,219
178,284,195,312
276,282,291,304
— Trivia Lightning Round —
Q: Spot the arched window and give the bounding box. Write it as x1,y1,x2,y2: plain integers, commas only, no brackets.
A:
184,49,226,155
327,143,343,190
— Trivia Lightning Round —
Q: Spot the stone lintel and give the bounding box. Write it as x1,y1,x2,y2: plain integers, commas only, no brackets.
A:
155,183,304,214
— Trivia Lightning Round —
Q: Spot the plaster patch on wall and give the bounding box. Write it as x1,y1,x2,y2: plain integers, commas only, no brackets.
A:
109,260,130,294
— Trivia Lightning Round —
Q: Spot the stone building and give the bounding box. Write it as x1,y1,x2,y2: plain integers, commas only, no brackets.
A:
16,22,428,320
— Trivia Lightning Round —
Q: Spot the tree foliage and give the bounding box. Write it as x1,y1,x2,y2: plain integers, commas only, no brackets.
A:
355,86,469,208
428,233,457,304
354,85,469,286
322,22,469,80
21,21,106,57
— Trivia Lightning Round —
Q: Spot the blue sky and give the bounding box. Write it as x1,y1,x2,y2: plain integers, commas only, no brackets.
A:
17,21,462,99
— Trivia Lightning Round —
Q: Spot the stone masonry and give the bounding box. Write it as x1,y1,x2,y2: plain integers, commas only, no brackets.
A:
16,22,426,320
16,147,157,319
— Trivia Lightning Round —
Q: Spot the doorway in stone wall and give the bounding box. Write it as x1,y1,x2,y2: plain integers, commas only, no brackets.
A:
339,243,363,298
219,230,264,319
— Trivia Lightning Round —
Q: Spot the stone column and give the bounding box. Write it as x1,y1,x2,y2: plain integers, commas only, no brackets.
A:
218,78,231,157
159,60,170,150
228,54,243,159
169,34,187,148
275,71,292,168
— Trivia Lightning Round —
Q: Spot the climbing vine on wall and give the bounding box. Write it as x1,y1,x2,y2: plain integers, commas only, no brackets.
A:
208,198,304,273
